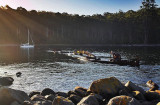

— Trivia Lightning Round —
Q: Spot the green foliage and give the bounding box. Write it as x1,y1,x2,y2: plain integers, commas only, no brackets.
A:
0,1,159,45
141,0,158,9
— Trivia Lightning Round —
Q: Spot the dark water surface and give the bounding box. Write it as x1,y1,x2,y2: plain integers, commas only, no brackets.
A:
0,45,160,93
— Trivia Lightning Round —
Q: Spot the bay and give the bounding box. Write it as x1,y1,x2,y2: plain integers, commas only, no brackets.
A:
0,45,160,93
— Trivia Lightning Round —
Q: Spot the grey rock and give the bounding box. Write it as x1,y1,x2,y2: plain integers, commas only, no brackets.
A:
16,72,22,77
41,88,55,96
146,80,159,91
145,91,160,101
140,100,156,105
107,95,141,105
74,86,87,97
77,95,99,105
0,87,30,105
11,101,21,105
52,96,75,105
88,77,125,98
68,91,77,97
23,101,33,105
29,91,41,98
91,93,103,103
33,100,52,105
45,94,56,101
56,92,68,98
0,76,14,86
157,102,160,105
131,91,146,100
69,94,82,104
92,93,103,101
31,94,46,101
119,88,133,97
125,81,145,94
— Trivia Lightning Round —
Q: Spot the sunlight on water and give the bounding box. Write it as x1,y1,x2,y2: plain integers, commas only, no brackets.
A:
0,46,160,93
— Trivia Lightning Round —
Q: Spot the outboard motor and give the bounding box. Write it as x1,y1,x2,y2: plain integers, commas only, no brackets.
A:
130,58,140,66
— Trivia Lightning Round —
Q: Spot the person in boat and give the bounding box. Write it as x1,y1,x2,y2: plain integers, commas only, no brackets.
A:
110,51,121,62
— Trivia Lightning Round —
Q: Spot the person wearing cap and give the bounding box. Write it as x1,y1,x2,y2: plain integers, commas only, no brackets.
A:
110,51,121,62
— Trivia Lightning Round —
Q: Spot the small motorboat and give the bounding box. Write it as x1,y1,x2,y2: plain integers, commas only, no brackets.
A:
90,58,140,66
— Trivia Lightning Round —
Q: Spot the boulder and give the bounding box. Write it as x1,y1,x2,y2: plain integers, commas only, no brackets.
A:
69,94,82,105
0,87,30,105
41,88,55,96
146,80,159,91
156,90,160,94
132,91,146,100
68,91,77,97
16,72,22,77
145,91,160,101
23,101,33,105
56,92,68,98
140,100,157,105
45,94,56,101
152,100,160,105
86,90,93,96
11,101,21,105
74,86,87,97
90,93,103,101
90,93,104,105
107,95,141,105
157,102,160,105
52,96,75,105
88,77,125,98
33,100,52,105
29,91,41,98
119,88,133,97
0,77,14,86
125,81,145,94
31,94,46,101
77,95,99,105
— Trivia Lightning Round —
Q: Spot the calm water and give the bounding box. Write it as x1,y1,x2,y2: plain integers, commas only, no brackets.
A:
0,45,160,93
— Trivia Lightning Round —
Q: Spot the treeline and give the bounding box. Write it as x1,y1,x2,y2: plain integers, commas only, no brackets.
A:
0,1,160,44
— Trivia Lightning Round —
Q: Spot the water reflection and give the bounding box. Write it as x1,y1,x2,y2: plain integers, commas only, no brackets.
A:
1,46,160,66
0,46,20,65
0,46,160,93
20,48,34,63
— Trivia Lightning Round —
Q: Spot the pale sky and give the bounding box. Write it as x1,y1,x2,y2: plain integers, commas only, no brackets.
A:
0,0,160,15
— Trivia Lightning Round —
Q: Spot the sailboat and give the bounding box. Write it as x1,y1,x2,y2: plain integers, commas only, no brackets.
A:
20,29,34,48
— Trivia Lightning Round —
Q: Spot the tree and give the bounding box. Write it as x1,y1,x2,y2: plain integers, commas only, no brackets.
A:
140,0,158,43
17,7,27,12
5,5,13,10
0,1,160,44
141,0,158,9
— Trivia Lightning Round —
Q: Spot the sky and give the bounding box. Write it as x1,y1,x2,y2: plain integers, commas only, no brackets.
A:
0,0,160,15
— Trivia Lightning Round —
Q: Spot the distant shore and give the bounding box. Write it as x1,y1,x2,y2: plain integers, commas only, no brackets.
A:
0,44,160,47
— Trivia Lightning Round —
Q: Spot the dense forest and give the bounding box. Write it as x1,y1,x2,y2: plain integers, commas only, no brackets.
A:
0,0,160,45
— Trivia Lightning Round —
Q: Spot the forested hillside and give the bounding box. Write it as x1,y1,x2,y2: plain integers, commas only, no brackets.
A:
0,0,160,45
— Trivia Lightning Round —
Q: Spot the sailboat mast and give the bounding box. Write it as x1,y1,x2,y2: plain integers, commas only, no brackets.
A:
28,29,29,44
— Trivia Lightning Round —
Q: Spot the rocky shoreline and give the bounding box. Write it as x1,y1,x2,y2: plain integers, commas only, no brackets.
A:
0,76,160,105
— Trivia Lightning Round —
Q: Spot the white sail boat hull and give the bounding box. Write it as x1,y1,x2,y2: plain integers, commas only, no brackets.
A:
20,44,34,48
20,29,34,48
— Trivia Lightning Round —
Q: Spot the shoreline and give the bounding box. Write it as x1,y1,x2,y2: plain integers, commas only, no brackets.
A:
0,44,160,47
0,77,160,105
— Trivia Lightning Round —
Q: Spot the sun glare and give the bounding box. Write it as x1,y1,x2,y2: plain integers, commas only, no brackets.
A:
0,0,32,10
0,0,15,6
